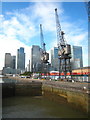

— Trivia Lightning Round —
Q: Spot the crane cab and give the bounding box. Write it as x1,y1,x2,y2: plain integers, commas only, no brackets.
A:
64,44,71,55
44,52,49,61
41,52,49,63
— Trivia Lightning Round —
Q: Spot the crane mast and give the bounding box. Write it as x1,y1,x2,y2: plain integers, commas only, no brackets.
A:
55,8,72,80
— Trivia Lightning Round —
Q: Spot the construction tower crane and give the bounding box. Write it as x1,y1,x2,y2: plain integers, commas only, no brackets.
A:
55,8,72,79
40,24,49,76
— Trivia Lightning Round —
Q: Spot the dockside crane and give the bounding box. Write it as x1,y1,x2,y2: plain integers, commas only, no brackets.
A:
55,8,72,79
40,24,49,76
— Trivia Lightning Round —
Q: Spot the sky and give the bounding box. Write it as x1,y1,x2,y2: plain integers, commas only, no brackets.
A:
0,1,88,70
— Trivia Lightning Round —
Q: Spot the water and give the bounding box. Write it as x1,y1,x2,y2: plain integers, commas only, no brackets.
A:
2,96,87,118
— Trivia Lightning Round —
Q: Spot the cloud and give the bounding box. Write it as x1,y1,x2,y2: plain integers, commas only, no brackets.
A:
0,34,31,69
1,2,62,69
2,14,37,43
1,2,62,43
32,3,63,32
0,2,88,70
51,20,88,47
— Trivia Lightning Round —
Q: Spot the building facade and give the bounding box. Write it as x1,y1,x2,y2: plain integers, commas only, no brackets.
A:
17,47,25,72
11,56,16,69
30,45,42,72
5,53,12,68
51,47,59,71
71,46,83,69
27,60,30,72
5,53,16,69
72,66,90,75
3,53,16,75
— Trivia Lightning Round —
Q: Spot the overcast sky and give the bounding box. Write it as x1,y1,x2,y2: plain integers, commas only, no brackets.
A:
0,1,88,70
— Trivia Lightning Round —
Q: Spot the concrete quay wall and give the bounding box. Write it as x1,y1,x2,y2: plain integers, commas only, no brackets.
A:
42,80,89,113
42,84,89,113
2,82,42,98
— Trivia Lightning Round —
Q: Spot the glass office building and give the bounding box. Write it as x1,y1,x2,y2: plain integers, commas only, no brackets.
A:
5,53,12,68
11,56,16,69
3,53,16,74
71,46,83,69
17,47,25,72
51,47,59,71
30,45,42,72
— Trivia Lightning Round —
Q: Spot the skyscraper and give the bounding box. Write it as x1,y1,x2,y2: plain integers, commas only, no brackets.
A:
30,45,41,72
71,46,83,69
5,53,12,68
3,53,16,74
27,60,30,72
51,47,59,71
11,56,16,69
17,47,25,72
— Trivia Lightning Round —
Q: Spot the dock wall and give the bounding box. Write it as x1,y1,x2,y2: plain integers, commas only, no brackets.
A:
2,77,89,114
42,85,89,113
2,82,42,98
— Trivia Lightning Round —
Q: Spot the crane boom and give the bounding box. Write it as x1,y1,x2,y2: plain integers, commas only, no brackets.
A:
40,24,49,63
39,24,49,76
40,24,46,53
55,8,66,49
